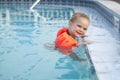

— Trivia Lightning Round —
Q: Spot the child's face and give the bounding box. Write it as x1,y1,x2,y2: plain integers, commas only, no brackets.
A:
69,17,89,38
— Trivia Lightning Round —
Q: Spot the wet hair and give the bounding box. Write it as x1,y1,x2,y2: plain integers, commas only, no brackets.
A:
70,12,90,23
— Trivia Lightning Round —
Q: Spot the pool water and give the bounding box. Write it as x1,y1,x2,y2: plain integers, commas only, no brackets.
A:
0,5,99,80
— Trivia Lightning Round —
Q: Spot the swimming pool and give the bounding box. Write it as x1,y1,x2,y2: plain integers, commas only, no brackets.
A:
0,4,100,80
0,0,120,80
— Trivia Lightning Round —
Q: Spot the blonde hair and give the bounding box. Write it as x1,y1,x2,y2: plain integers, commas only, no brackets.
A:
70,12,90,23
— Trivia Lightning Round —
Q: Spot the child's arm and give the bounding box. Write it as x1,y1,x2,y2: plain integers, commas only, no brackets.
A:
77,40,92,46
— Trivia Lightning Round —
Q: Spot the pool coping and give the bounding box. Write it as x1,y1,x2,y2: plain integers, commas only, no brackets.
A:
97,0,120,16
94,0,120,33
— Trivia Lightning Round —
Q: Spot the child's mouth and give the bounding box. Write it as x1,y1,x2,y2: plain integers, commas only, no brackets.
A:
76,31,83,35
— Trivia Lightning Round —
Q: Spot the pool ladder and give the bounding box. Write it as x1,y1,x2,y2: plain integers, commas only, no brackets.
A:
29,0,46,22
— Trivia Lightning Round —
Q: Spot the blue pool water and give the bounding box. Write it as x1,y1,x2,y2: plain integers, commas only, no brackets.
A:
0,5,99,80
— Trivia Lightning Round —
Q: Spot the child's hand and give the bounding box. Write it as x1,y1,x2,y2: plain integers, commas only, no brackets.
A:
83,40,92,44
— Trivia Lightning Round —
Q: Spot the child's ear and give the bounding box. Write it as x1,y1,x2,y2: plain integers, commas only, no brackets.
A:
69,21,72,26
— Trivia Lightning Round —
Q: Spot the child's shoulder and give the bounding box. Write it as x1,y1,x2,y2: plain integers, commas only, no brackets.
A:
57,27,68,37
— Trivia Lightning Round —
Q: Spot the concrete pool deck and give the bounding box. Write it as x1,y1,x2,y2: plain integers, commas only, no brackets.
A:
87,1,120,80
87,26,120,80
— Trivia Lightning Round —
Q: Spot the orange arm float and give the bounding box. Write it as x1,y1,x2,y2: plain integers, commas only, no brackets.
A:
55,28,77,55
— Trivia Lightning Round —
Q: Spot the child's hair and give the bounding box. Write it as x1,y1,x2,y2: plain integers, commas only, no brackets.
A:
70,12,90,23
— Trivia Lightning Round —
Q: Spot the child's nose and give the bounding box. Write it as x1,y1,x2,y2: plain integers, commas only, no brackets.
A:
79,28,84,32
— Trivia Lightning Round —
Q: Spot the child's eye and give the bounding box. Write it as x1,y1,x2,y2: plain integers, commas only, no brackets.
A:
77,25,82,28
77,25,87,30
83,28,87,30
